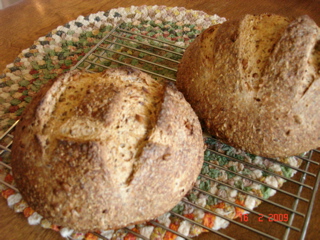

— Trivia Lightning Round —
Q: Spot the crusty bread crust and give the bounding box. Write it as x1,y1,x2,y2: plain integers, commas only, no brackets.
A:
11,67,204,231
177,14,320,158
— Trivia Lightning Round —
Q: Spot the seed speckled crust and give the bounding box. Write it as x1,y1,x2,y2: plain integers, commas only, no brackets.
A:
177,14,320,158
11,67,204,232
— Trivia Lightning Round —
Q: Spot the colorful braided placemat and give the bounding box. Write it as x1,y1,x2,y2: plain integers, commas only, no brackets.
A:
0,5,304,240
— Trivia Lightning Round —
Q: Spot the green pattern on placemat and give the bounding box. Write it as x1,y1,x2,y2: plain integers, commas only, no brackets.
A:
0,6,225,135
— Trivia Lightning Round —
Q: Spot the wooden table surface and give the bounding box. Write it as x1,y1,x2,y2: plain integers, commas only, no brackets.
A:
0,0,319,239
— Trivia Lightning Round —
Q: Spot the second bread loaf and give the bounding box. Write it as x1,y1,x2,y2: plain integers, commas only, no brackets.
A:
177,14,320,158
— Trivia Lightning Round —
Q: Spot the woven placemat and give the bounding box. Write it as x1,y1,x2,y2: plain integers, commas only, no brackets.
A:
0,5,303,240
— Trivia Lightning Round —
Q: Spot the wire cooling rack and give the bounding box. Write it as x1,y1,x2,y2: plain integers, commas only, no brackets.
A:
1,23,319,240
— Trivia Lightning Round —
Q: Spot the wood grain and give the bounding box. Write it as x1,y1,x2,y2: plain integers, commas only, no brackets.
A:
0,0,319,239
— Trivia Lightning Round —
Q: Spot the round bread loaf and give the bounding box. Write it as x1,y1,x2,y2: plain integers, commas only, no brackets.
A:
11,67,204,231
176,14,320,158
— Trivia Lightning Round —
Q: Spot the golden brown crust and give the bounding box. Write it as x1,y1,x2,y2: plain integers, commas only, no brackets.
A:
11,67,204,231
177,14,320,158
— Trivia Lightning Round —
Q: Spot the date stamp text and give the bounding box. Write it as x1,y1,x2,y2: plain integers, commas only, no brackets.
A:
240,214,289,222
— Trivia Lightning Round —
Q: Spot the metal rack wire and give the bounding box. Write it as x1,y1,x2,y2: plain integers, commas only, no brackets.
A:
0,23,319,240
